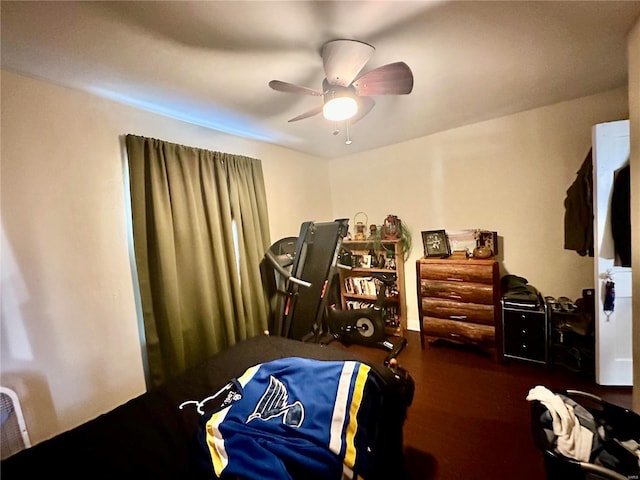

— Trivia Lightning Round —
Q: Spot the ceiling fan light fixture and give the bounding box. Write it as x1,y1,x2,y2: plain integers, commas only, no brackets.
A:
322,87,357,121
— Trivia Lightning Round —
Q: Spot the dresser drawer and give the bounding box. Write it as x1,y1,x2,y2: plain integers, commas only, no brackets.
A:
502,305,548,364
421,298,494,325
422,316,495,346
419,279,494,304
418,262,494,284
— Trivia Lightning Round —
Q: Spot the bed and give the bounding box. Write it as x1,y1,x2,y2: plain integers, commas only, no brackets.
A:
0,334,413,479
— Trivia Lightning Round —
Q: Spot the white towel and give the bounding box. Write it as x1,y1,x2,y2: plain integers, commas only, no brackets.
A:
527,385,594,462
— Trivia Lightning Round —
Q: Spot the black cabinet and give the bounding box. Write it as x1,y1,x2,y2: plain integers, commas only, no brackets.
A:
501,300,549,365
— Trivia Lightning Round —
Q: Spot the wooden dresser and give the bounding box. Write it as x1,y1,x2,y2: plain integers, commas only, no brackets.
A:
416,254,501,354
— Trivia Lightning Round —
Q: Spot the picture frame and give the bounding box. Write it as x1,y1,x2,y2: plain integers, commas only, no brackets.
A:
422,230,451,257
446,229,477,255
477,230,499,255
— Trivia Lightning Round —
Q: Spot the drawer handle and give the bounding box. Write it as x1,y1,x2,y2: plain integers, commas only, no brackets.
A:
446,277,464,282
450,315,467,321
447,292,462,299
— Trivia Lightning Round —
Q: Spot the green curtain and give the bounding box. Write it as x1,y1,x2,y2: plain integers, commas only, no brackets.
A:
125,135,271,388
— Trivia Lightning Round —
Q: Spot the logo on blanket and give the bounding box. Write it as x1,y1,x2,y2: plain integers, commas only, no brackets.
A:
179,381,242,416
247,375,304,428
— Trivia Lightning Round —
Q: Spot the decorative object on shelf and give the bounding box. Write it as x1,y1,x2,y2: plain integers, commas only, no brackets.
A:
473,245,493,258
475,229,499,256
353,211,368,240
369,216,412,260
382,214,400,239
446,229,477,256
385,255,396,270
421,229,451,258
368,224,378,239
339,249,353,267
445,229,498,257
368,249,378,267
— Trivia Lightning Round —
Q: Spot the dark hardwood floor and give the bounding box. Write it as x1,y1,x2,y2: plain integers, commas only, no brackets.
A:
333,330,632,480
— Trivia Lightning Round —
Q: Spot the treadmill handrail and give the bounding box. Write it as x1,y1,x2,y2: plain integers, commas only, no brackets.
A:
336,262,352,270
264,250,312,288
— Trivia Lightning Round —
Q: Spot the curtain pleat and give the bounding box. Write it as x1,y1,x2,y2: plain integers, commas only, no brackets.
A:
125,135,271,388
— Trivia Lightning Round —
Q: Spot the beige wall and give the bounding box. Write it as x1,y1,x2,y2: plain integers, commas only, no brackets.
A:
328,89,629,331
629,16,640,412
0,46,635,445
0,70,332,444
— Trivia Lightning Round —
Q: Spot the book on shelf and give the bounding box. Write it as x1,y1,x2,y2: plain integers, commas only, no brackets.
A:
344,276,377,296
343,276,398,298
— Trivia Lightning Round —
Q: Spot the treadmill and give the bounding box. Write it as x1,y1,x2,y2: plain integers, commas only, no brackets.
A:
261,219,349,343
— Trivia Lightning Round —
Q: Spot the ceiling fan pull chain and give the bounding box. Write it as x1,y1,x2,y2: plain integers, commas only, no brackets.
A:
345,120,352,145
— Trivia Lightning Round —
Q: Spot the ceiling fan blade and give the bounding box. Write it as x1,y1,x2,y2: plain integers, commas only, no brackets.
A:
288,105,323,122
351,97,376,125
269,80,323,96
352,62,414,96
322,39,375,87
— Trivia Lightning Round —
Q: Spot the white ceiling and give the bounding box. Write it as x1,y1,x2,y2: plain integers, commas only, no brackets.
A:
2,1,639,159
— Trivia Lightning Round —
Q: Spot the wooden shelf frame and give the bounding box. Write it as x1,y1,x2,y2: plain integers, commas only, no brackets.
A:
338,239,407,335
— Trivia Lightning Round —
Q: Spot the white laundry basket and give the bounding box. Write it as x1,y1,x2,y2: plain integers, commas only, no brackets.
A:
0,386,31,460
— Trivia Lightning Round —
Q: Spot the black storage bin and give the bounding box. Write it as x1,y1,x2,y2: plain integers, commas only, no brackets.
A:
531,390,640,480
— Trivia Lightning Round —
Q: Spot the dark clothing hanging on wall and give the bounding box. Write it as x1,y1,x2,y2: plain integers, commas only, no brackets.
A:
564,149,594,257
611,163,631,267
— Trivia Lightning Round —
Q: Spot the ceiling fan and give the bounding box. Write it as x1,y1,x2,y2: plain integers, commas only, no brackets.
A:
269,39,414,141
